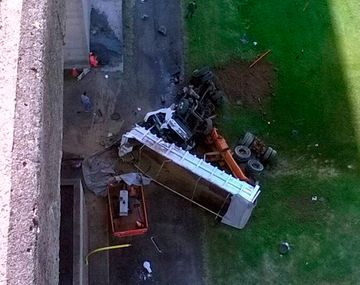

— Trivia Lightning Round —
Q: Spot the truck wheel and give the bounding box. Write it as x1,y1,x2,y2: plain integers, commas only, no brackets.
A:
262,147,277,163
177,98,190,116
241,132,255,147
246,159,264,175
234,145,251,163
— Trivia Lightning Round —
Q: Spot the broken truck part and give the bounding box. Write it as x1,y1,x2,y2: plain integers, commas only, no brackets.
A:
118,125,261,229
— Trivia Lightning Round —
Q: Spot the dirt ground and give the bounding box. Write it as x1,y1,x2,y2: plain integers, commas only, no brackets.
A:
62,0,206,284
215,60,275,109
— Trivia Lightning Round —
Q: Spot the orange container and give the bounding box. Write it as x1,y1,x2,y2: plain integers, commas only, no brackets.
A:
108,181,149,238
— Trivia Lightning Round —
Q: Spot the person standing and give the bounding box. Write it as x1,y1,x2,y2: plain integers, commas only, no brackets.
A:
80,92,93,112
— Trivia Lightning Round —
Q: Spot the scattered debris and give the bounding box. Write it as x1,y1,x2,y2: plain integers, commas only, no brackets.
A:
249,50,272,68
240,33,249,44
110,112,121,121
291,129,299,137
150,236,163,253
160,95,166,104
77,68,91,81
158,25,167,36
143,261,152,274
279,241,290,255
85,244,132,265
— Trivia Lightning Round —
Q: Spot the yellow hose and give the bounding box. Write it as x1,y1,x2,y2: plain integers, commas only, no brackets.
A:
85,244,132,265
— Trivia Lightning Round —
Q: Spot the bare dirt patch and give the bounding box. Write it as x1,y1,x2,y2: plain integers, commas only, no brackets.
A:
215,60,275,109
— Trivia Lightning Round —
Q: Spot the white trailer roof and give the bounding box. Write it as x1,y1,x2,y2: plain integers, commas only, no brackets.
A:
119,126,260,203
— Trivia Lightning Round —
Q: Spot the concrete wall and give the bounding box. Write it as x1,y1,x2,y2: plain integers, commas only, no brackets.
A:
0,0,64,284
64,0,90,68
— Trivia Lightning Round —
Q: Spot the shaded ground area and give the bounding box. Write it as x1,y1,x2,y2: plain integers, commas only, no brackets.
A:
63,0,205,284
59,186,74,284
216,61,275,108
90,0,123,70
109,183,205,285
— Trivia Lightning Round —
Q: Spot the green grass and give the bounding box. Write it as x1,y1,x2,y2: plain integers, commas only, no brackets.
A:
185,0,360,284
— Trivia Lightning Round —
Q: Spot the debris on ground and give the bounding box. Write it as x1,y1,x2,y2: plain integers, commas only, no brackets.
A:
158,25,167,36
279,241,290,255
110,112,121,121
150,236,163,253
143,261,152,274
140,261,153,280
240,33,249,44
77,68,91,81
82,147,118,196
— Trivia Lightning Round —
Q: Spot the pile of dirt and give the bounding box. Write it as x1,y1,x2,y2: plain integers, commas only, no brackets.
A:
215,60,275,109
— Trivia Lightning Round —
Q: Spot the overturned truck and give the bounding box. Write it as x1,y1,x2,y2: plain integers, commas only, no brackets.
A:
118,67,275,229
119,126,260,229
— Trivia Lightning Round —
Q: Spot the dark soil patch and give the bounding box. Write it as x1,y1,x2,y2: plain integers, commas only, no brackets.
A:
215,60,275,109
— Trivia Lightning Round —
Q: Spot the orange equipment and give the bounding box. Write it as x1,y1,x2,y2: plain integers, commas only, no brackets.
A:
208,128,250,183
89,52,99,68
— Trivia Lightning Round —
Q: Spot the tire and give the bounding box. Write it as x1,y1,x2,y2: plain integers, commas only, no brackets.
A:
262,147,277,163
241,132,255,147
234,145,251,163
177,98,190,116
246,159,264,175
210,90,224,106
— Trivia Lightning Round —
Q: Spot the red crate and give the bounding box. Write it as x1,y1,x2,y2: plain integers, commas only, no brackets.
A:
108,181,149,238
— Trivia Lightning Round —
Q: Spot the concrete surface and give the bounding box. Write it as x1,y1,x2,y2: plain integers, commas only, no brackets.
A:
0,0,23,283
85,191,110,285
0,0,65,283
64,0,91,68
